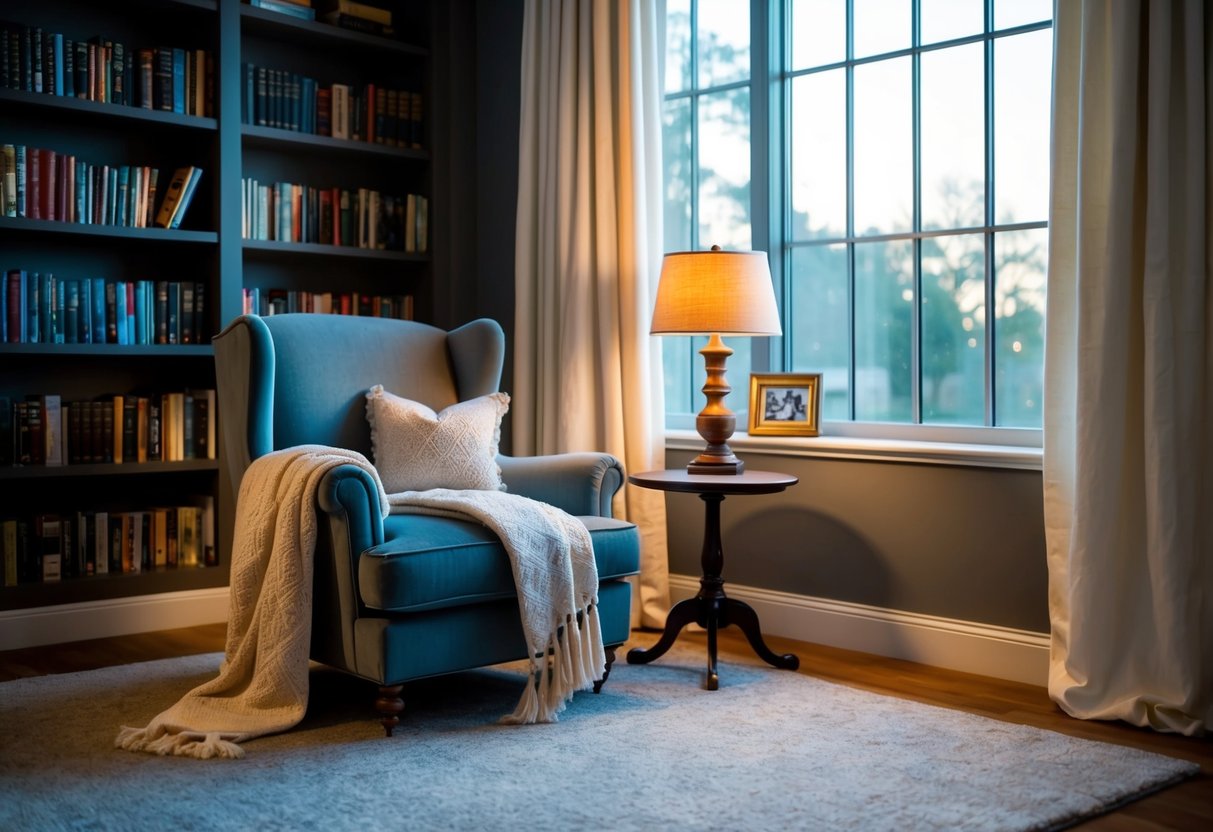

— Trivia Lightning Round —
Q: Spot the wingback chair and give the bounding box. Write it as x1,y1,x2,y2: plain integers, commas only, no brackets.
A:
212,314,640,735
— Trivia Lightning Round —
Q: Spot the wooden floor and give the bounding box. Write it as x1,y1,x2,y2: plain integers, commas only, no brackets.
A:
2,625,1209,830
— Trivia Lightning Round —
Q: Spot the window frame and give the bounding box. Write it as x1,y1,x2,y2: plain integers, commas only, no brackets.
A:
661,0,1051,451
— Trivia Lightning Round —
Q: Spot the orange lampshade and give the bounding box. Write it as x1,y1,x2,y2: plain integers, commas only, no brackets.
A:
650,248,782,337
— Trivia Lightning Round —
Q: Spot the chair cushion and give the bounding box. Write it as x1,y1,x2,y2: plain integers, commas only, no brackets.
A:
358,513,640,613
365,385,509,492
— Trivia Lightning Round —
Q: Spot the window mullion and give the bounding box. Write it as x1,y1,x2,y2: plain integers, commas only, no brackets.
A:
983,0,996,426
910,0,922,424
843,0,854,421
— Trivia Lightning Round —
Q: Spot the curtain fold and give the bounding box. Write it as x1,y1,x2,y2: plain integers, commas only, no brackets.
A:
1044,0,1212,735
515,0,671,629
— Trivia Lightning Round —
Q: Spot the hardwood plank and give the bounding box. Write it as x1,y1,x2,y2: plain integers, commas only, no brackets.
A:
1,624,1208,831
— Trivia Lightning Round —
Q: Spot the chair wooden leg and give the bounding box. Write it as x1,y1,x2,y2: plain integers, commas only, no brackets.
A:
592,647,617,694
376,684,404,737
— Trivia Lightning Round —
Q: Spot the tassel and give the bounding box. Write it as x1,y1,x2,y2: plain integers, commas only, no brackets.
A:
115,726,245,759
501,661,541,725
587,601,606,680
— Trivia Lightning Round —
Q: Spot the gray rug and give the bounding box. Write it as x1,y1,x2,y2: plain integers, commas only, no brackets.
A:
0,644,1197,831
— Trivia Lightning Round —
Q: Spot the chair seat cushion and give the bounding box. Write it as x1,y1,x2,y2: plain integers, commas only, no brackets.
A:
358,513,640,613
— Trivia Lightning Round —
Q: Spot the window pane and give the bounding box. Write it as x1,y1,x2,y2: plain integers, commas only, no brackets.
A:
663,98,693,251
791,0,845,69
790,244,850,420
922,0,984,45
665,0,692,93
994,229,1046,427
698,0,750,88
994,0,1051,31
995,30,1051,223
854,239,913,421
922,234,985,424
791,69,846,240
698,87,752,249
854,0,911,58
854,57,912,236
661,337,694,416
921,44,985,230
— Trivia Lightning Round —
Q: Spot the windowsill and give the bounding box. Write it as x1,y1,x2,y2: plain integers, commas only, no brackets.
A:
664,429,1043,471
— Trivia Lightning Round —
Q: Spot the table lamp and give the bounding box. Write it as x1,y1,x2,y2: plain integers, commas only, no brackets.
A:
651,246,782,474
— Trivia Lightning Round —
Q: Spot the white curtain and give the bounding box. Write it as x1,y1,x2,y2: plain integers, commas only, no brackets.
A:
514,0,671,628
1045,0,1212,735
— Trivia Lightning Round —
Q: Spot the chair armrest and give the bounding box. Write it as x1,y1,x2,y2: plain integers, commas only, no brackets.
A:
315,463,387,556
498,452,624,517
311,463,387,673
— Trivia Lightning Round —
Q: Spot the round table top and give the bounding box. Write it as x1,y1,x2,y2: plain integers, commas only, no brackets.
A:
628,468,799,495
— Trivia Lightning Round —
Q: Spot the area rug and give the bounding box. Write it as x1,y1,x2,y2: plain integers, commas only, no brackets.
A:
0,644,1197,831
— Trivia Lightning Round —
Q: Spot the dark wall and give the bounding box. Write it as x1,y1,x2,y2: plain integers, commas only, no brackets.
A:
459,1,1049,633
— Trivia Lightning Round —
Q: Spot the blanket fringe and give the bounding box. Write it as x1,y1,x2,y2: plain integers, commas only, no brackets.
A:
115,725,245,760
500,601,606,726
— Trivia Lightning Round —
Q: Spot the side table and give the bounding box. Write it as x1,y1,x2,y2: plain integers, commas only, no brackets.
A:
627,468,801,690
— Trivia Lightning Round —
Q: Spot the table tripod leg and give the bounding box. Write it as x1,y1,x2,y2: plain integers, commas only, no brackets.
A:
626,597,703,665
725,598,800,671
706,599,720,691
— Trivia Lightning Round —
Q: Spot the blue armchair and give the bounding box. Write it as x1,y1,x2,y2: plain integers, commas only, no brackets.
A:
212,314,639,735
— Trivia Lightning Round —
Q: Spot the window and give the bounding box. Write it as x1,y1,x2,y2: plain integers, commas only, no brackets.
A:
662,0,1053,439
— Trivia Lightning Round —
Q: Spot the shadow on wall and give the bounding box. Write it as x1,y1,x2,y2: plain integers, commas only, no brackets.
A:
720,504,894,611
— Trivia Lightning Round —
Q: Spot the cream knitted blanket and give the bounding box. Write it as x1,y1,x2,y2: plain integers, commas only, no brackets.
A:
388,488,605,725
116,445,389,759
116,446,602,759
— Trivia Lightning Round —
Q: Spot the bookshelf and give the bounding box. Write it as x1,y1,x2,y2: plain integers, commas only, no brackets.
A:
236,0,430,318
0,0,437,641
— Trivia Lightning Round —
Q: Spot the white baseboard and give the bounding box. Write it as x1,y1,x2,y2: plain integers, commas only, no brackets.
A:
0,588,230,652
669,574,1049,687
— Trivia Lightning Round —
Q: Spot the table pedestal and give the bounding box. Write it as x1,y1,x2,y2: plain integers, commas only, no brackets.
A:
627,491,799,690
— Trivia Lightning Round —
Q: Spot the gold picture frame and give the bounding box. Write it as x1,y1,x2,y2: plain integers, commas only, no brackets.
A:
747,373,822,436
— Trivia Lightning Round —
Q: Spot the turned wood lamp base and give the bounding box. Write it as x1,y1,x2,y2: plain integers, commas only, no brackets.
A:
688,332,745,476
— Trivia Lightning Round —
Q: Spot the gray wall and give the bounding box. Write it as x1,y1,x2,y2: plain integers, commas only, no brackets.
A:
666,449,1050,632
461,1,1050,634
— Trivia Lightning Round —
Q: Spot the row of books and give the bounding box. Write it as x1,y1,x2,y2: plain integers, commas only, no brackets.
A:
3,271,209,347
1,501,216,587
0,23,212,116
1,390,217,468
0,145,203,230
250,0,398,38
241,178,428,253
243,288,414,319
243,65,423,149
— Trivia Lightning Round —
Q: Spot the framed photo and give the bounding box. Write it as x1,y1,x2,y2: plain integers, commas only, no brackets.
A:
747,373,822,437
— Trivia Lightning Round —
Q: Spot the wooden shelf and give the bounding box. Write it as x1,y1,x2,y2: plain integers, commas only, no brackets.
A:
0,460,219,481
0,87,218,132
0,343,213,357
0,216,217,244
241,125,428,160
242,239,428,262
240,5,428,57
0,565,226,612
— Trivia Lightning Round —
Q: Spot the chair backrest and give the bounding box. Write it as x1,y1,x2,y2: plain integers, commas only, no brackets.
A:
213,314,505,491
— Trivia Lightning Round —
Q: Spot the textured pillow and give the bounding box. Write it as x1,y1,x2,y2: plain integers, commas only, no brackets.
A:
365,385,509,493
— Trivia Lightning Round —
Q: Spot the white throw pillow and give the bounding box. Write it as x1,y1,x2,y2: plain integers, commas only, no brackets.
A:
365,385,509,493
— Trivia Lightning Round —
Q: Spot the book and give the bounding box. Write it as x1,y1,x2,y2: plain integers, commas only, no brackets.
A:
94,511,108,575
251,0,318,21
321,11,394,36
2,518,19,587
2,144,14,216
167,167,203,229
153,166,194,229
319,0,391,25
35,513,61,582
